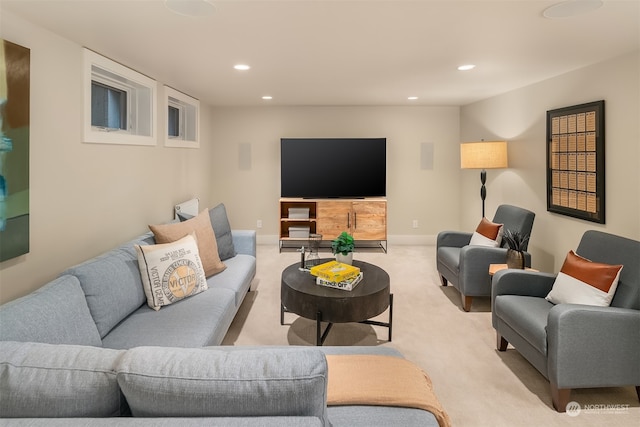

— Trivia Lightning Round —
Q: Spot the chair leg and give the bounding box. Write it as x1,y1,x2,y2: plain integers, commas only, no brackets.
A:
461,294,472,312
550,382,571,412
439,275,448,286
497,333,508,351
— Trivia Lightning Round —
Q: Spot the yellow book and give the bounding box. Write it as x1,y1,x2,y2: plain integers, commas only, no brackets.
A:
309,260,360,283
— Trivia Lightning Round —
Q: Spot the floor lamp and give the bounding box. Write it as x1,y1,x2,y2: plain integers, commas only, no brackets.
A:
460,141,508,218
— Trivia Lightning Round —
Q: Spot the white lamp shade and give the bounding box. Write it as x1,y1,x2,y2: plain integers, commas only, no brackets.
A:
460,141,508,169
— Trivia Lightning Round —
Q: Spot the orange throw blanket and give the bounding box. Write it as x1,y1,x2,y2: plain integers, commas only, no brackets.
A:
326,354,452,427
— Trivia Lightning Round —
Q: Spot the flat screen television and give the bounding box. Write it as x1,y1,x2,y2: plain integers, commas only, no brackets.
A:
281,138,386,198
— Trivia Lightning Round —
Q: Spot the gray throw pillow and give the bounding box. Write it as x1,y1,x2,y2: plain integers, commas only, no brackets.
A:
178,204,237,260
208,203,236,260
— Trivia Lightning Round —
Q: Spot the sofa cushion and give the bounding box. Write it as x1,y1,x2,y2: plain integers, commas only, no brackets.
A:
101,287,237,349
494,295,553,354
206,253,256,307
0,341,126,417
63,243,147,339
0,275,102,346
117,347,329,425
150,209,226,277
135,233,208,311
546,250,623,307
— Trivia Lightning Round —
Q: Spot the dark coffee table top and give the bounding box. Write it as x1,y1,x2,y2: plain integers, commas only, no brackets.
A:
281,259,390,323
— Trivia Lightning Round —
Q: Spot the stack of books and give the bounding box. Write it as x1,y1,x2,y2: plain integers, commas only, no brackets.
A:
309,260,363,291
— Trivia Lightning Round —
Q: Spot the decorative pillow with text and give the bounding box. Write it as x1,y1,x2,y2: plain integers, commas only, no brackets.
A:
469,217,504,247
135,234,207,311
545,250,623,307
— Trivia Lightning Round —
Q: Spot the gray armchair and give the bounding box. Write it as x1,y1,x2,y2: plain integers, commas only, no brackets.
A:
492,230,640,412
436,204,535,311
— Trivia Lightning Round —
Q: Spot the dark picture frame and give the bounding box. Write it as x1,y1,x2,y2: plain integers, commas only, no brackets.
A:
546,100,605,223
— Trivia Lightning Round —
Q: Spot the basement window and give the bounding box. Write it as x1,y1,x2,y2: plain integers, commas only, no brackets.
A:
164,86,199,148
83,48,157,146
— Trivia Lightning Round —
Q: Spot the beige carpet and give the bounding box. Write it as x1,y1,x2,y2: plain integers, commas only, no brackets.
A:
222,244,639,426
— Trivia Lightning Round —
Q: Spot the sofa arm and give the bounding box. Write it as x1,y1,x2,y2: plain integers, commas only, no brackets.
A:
547,304,640,389
232,230,256,257
436,231,472,249
492,270,557,300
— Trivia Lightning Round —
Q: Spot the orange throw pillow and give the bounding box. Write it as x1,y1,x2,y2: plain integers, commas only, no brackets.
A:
149,209,226,277
469,217,504,247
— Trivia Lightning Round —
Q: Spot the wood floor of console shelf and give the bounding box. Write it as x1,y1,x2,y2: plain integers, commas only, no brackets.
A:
222,244,640,427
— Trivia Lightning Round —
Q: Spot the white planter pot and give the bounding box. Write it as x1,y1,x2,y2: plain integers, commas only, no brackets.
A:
335,252,353,265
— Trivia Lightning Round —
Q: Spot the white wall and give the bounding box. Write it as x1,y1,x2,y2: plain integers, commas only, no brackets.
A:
460,51,640,273
0,12,217,303
206,106,461,244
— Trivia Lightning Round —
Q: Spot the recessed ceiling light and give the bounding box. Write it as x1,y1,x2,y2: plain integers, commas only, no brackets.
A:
408,96,418,100
165,0,215,17
457,64,476,71
234,64,250,71
543,0,603,19
262,96,273,100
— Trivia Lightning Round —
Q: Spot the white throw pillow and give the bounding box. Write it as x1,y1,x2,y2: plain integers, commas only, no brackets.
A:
545,250,623,307
135,233,208,311
469,231,500,247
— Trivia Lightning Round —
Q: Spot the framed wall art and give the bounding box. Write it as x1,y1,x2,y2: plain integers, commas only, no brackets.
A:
0,39,30,262
546,100,605,223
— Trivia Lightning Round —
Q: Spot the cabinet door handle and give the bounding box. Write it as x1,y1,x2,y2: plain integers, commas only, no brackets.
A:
347,212,350,228
354,212,357,229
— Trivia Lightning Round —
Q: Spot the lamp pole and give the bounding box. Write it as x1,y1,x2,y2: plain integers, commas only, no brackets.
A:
480,169,487,218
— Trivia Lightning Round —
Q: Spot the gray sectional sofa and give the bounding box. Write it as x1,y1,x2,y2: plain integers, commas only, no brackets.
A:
0,207,442,426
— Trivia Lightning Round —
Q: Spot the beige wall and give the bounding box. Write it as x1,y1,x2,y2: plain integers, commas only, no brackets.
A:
0,12,217,303
207,106,461,244
1,9,638,304
460,51,640,273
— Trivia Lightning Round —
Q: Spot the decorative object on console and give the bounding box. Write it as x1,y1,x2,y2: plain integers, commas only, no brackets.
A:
331,231,355,265
502,229,530,269
460,140,508,217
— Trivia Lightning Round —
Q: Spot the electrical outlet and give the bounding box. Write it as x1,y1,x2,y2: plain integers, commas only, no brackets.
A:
412,220,419,229
256,220,262,229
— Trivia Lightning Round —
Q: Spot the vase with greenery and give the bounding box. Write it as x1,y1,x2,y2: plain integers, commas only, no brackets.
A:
502,229,529,269
331,231,355,265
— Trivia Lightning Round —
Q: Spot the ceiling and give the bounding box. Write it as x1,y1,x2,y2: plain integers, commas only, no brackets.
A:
2,0,639,107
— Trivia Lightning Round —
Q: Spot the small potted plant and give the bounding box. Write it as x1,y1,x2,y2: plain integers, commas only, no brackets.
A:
331,231,355,265
502,229,530,269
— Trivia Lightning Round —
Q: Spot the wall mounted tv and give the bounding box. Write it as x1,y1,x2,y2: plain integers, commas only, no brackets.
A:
281,138,386,198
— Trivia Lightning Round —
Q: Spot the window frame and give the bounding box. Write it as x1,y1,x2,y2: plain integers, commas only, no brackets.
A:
163,86,200,149
83,48,157,146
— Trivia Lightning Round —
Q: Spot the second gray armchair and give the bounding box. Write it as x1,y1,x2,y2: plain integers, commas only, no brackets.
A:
436,204,535,311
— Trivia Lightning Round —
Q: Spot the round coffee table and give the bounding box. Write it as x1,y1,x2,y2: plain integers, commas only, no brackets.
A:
280,259,393,345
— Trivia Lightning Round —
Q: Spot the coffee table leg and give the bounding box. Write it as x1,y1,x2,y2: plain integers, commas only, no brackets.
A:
316,311,322,346
280,303,285,325
388,293,393,342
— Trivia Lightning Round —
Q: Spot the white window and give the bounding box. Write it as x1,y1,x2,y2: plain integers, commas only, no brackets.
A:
83,48,157,146
164,86,199,148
